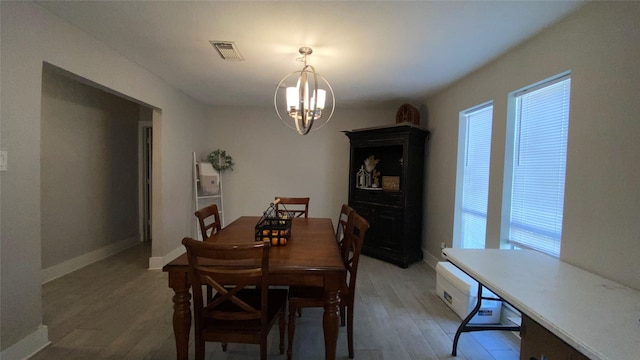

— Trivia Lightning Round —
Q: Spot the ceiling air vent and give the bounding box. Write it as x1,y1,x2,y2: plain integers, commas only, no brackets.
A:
210,41,244,61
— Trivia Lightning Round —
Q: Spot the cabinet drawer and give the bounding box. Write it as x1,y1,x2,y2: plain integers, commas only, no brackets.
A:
353,188,402,206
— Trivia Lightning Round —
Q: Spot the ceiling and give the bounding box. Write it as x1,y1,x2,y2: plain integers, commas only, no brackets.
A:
37,1,586,108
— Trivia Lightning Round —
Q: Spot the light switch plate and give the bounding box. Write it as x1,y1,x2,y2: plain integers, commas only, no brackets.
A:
0,151,7,171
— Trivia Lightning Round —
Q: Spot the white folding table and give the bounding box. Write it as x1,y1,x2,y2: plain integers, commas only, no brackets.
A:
441,248,640,360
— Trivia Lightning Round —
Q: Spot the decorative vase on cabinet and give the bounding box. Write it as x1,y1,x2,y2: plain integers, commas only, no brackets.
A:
345,124,429,268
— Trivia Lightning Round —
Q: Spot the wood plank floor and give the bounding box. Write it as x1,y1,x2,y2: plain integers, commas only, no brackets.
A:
31,242,520,360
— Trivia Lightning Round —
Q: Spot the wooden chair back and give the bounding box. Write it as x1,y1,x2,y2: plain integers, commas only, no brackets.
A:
336,204,354,250
182,238,270,323
194,204,222,240
341,211,370,302
182,238,285,360
274,197,310,218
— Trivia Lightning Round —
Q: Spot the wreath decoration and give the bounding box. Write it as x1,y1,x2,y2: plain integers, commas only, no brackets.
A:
207,149,234,172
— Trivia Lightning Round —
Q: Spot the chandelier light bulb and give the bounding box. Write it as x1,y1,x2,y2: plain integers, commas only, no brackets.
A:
314,89,326,110
286,87,298,110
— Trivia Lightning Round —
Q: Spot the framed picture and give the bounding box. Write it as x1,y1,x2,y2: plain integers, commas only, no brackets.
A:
382,176,400,191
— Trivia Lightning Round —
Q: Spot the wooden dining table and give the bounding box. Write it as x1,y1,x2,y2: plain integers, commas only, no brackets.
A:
162,216,346,360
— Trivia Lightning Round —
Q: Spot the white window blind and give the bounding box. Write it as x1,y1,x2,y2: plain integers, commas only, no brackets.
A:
508,76,571,257
460,104,493,249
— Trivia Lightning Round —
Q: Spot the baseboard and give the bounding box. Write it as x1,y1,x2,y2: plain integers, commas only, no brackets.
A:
502,303,522,325
41,236,139,284
148,245,185,270
0,325,49,360
422,248,441,270
148,256,164,270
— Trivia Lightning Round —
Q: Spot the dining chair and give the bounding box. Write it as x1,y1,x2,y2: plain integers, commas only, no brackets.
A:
182,238,288,360
194,203,222,240
274,197,310,218
286,211,370,360
294,204,354,318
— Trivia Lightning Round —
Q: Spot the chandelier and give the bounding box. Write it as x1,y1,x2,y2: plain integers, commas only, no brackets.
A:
274,47,335,135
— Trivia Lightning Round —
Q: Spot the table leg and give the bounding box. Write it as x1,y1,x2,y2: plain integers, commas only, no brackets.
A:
323,273,341,360
168,271,191,360
451,283,520,356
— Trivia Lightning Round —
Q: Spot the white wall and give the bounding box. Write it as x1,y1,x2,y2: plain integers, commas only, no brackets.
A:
41,65,140,270
423,2,640,290
201,106,395,226
0,1,210,355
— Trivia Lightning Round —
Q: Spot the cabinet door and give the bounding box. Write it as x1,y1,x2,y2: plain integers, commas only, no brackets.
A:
371,207,403,253
351,204,374,236
352,204,403,254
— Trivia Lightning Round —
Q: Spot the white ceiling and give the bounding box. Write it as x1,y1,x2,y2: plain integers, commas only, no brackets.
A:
38,1,586,108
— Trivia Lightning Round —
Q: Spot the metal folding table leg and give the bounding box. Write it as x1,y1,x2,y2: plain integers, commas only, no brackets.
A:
451,283,520,356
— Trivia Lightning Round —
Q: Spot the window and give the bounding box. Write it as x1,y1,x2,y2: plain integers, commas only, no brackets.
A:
454,102,493,249
504,74,571,257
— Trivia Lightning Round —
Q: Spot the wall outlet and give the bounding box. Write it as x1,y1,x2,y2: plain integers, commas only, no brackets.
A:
440,242,446,249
